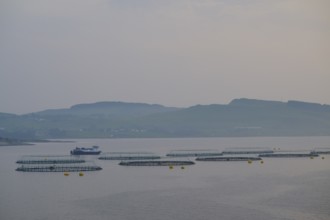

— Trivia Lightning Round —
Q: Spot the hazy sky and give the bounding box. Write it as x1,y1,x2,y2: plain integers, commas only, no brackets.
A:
1,0,329,114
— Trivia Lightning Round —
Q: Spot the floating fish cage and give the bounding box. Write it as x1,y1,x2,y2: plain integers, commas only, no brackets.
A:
166,149,223,157
259,152,319,158
16,163,102,172
99,152,161,160
196,156,262,161
222,148,274,155
119,158,195,166
16,155,85,164
311,148,330,154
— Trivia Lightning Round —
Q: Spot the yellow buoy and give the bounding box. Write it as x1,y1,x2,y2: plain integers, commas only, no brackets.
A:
79,172,84,176
321,157,325,160
64,172,69,176
260,160,264,164
310,156,314,159
169,165,173,170
181,166,185,170
248,160,252,164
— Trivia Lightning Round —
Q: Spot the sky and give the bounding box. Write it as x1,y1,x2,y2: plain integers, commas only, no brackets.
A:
1,0,329,114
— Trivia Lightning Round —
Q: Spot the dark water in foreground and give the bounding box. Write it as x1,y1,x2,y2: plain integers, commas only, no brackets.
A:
1,137,330,220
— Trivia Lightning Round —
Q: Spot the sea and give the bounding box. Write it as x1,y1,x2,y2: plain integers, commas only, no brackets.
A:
1,137,330,220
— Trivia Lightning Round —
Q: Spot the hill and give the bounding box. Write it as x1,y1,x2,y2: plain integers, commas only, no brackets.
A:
0,99,329,139
132,98,330,137
34,101,179,118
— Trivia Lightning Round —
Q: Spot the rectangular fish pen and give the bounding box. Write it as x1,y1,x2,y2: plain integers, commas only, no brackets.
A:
16,155,85,164
259,152,319,158
166,149,223,157
311,147,330,154
222,147,274,155
99,152,161,160
16,163,102,172
119,158,195,166
196,156,262,161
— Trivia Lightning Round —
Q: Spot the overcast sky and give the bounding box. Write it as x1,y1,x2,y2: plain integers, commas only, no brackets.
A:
1,0,329,114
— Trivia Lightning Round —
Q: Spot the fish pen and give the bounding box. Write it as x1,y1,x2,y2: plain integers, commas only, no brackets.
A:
119,158,195,166
196,156,262,161
259,152,319,158
311,147,330,154
16,155,85,164
166,149,223,157
16,163,102,172
222,147,274,155
99,152,161,160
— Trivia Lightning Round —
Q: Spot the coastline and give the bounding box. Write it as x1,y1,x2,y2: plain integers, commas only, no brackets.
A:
0,138,74,147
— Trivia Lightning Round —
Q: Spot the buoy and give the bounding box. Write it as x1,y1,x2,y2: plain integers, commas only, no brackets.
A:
79,172,84,176
260,160,264,164
169,165,173,170
181,166,185,170
321,157,325,160
310,156,314,159
64,172,69,176
248,160,252,164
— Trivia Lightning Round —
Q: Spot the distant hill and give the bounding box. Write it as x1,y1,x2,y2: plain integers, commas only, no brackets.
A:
34,101,179,118
132,98,330,137
0,137,31,146
0,99,330,139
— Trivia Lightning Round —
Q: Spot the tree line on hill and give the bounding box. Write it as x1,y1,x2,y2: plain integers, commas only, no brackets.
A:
1,98,330,139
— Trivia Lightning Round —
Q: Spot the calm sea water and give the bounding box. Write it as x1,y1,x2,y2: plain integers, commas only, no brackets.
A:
1,137,330,220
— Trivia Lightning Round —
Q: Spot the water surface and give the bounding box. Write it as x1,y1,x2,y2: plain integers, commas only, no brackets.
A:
1,137,330,220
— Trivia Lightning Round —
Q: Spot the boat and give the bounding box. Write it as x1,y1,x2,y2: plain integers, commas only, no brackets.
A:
70,146,101,155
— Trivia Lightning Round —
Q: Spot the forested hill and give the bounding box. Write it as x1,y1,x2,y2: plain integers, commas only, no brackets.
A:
1,99,330,139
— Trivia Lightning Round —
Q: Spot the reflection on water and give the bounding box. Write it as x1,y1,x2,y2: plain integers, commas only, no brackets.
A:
1,137,330,220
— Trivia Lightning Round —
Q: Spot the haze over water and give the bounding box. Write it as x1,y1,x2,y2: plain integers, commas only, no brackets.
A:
1,136,330,220
1,0,330,114
2,1,330,219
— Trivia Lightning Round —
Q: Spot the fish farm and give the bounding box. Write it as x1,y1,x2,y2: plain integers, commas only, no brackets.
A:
311,148,330,154
99,152,161,160
196,156,262,161
16,155,85,164
15,145,326,172
222,148,274,155
119,158,195,166
166,149,223,157
259,153,319,158
16,163,102,172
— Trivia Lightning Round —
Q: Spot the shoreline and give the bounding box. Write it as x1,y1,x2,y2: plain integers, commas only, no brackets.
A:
0,138,74,147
